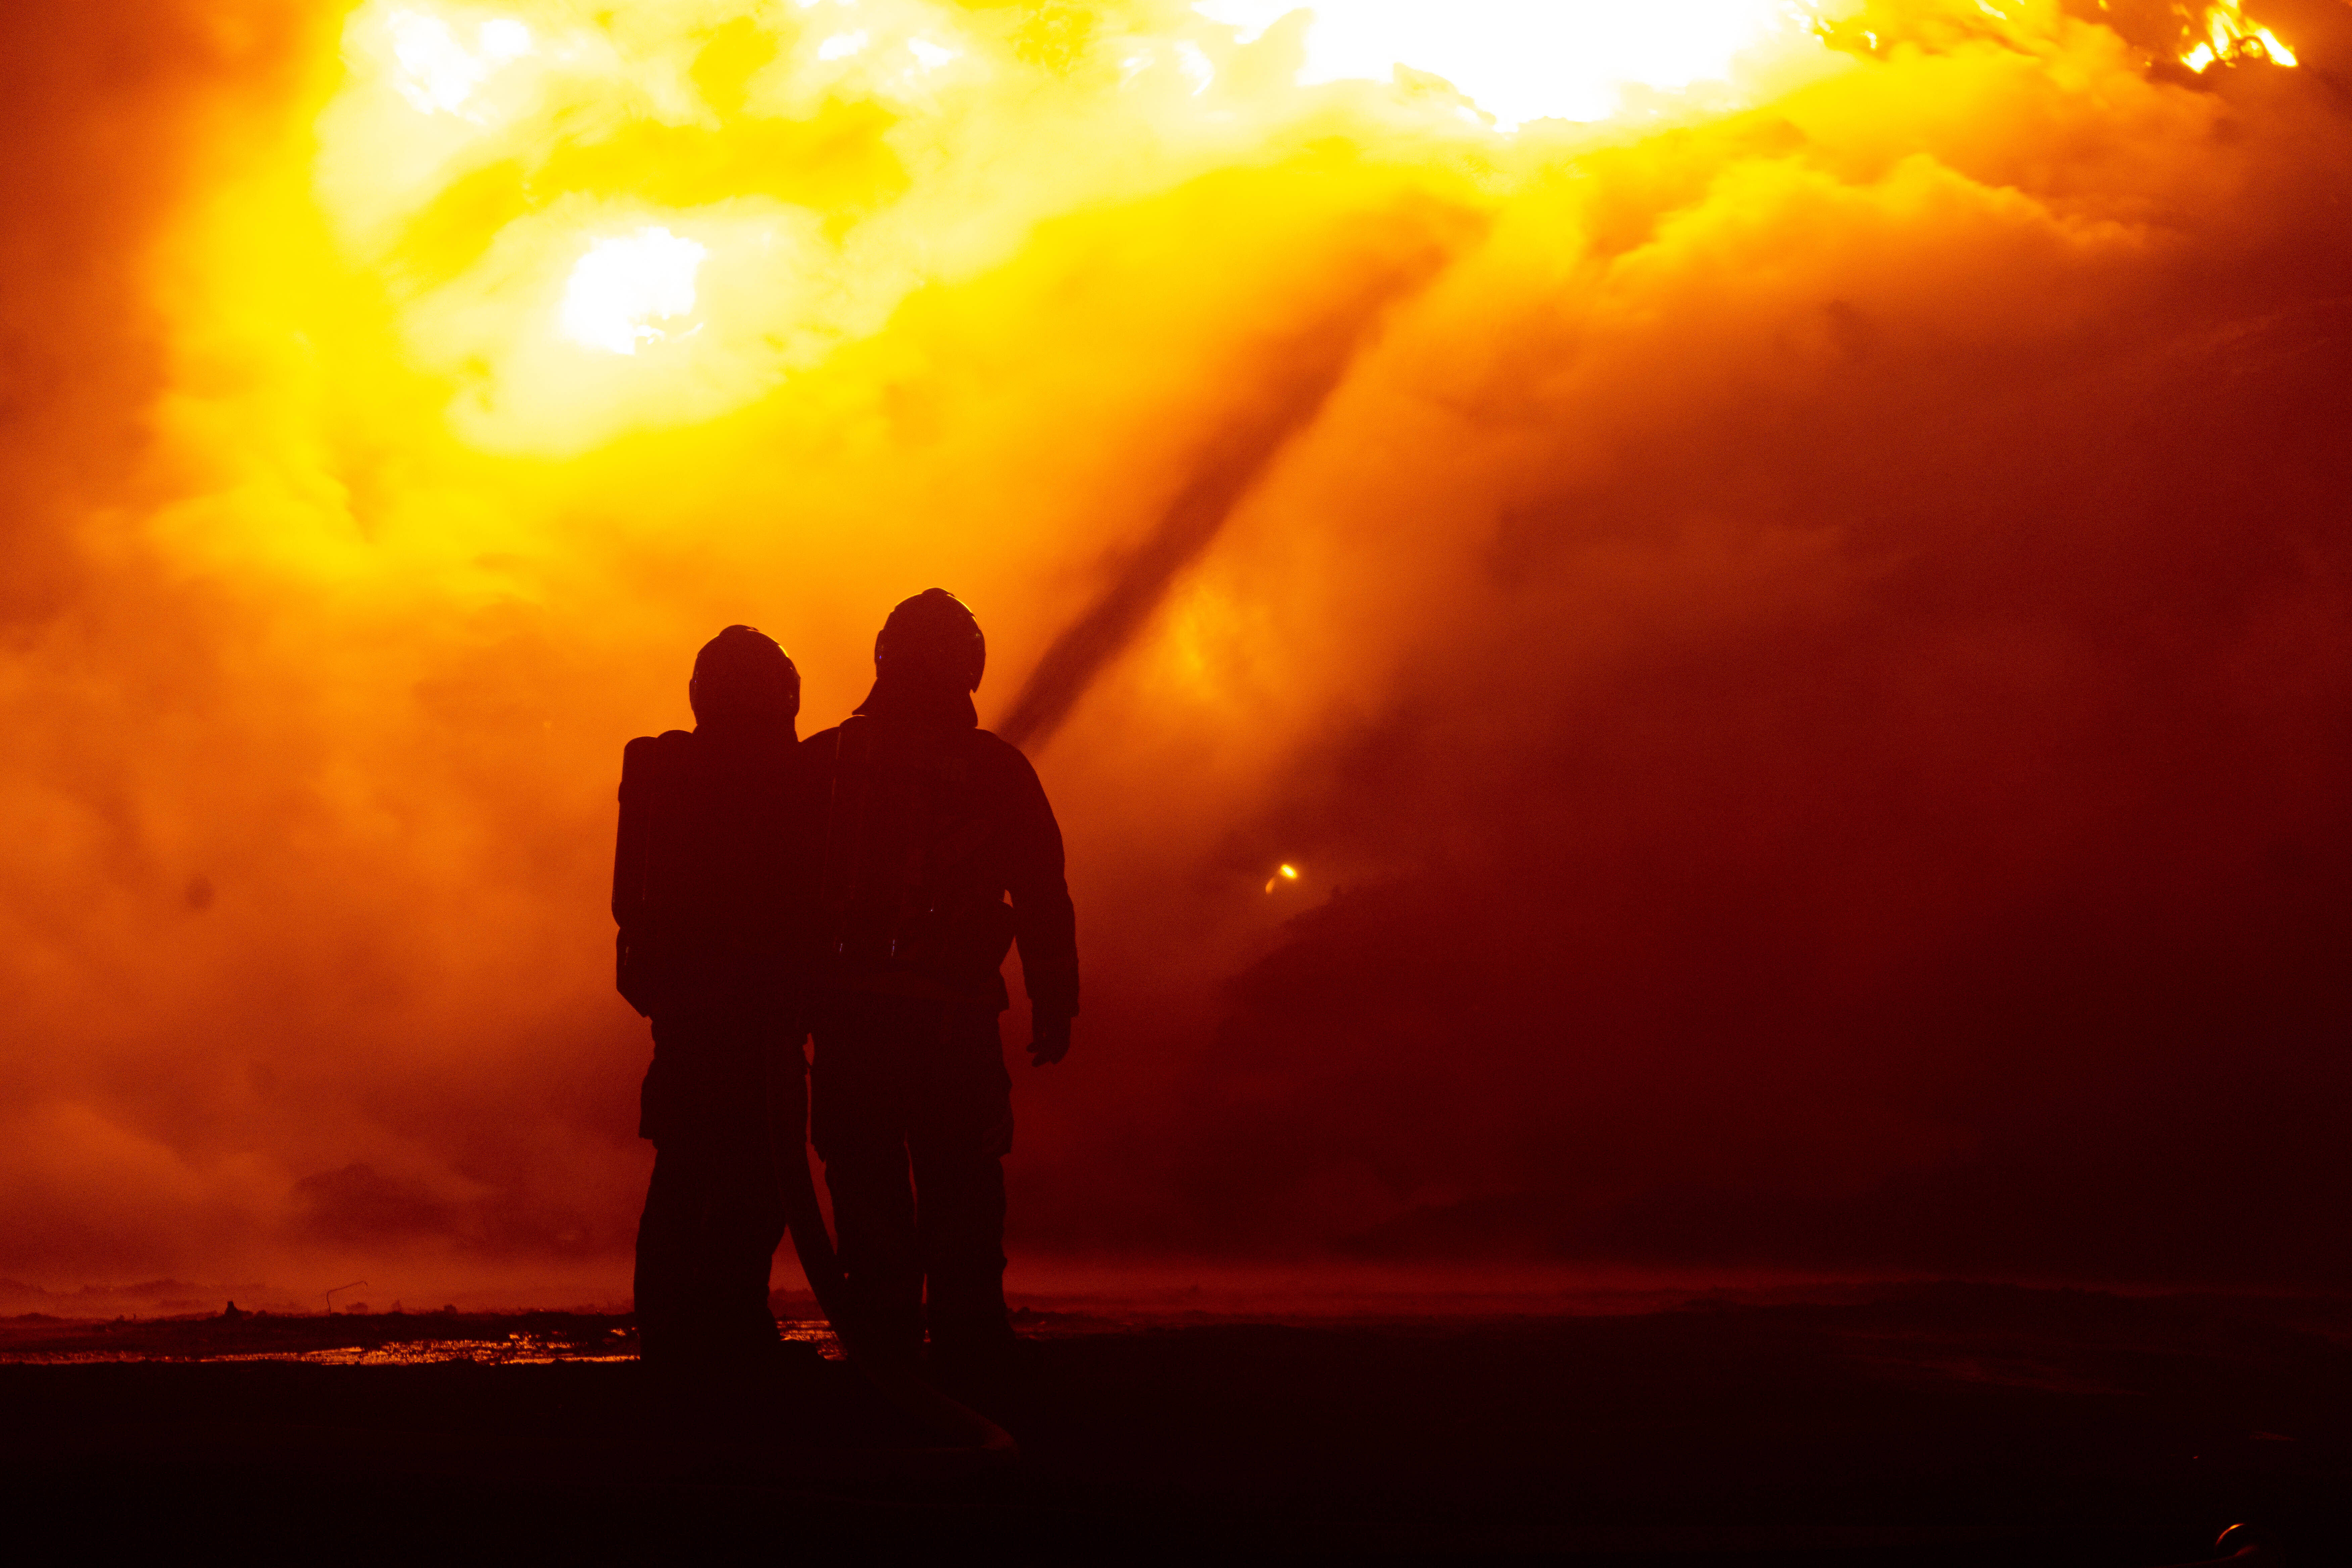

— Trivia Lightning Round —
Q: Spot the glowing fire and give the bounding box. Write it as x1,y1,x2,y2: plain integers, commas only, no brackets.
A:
558,228,707,356
312,0,1839,453
1193,0,1817,128
386,9,534,117
314,0,2302,453
8,0,2346,1296
2181,1,2297,72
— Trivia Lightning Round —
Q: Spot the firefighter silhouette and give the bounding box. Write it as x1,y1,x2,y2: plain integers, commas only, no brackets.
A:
612,625,806,1367
804,589,1078,1367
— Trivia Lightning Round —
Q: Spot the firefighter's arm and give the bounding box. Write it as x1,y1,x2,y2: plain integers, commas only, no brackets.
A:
1001,748,1078,1064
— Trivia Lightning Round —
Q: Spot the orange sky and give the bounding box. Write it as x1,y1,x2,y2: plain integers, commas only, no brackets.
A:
3,0,2349,1305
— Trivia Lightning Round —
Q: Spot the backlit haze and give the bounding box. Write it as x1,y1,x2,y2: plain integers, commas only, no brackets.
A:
4,0,2349,1310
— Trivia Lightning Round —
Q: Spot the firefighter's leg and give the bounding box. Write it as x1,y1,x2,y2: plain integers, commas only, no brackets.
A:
634,1140,718,1366
910,1006,1016,1359
704,1134,787,1357
636,1016,787,1366
706,1050,792,1352
812,1016,924,1361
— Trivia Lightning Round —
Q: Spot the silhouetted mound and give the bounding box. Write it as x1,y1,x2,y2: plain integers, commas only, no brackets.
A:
1,1284,2347,1561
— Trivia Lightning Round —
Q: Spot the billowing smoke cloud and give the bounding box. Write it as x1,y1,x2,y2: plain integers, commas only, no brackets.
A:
2,0,2348,1300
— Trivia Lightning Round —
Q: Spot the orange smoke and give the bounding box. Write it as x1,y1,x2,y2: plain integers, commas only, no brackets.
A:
3,0,2350,1300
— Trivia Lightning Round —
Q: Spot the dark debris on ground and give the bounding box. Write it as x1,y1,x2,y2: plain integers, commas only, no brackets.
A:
0,1282,2345,1562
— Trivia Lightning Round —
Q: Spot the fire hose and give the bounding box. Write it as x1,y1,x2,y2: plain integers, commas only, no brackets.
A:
768,1049,1019,1459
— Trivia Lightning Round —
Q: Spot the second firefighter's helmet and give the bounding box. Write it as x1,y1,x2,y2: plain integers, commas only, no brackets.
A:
875,588,985,692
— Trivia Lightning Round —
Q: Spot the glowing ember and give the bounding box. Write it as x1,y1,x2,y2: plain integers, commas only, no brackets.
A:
2182,1,2298,72
557,227,707,356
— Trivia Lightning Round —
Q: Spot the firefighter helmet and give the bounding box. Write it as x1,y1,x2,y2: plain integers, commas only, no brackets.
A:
875,588,985,692
689,624,800,728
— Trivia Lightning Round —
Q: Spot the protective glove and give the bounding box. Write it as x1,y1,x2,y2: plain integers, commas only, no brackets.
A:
1027,1008,1074,1067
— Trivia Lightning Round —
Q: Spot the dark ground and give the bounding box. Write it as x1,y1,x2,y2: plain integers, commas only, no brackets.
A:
1,1282,2345,1561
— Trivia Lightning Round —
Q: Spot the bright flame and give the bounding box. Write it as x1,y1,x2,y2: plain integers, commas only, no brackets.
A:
2182,2,2298,72
557,228,707,356
907,38,958,71
386,9,532,116
310,0,1840,454
1193,0,1817,127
